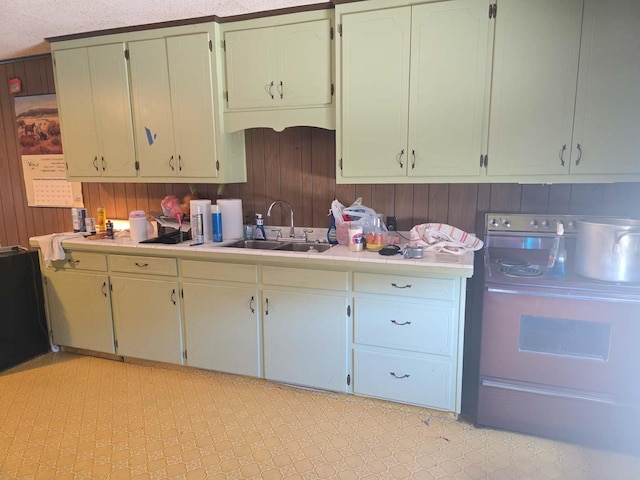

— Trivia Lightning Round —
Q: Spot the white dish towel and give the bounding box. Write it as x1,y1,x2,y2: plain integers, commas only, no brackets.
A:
36,233,84,267
409,223,484,255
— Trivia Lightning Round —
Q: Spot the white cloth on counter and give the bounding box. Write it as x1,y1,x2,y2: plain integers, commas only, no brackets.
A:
36,233,85,267
409,223,483,255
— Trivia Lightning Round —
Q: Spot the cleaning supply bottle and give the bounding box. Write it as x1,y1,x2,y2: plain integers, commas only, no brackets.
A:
547,222,566,279
254,213,266,240
327,211,338,245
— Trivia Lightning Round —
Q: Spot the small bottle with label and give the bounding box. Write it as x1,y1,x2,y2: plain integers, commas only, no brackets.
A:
254,213,266,240
546,222,566,279
96,207,107,232
105,220,114,239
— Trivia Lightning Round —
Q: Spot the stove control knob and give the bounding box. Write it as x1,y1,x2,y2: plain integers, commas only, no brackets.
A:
530,220,539,229
541,220,550,228
502,218,511,228
491,218,499,228
567,220,576,230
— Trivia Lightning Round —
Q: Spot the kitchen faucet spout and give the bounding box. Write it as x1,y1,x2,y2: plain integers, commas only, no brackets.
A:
267,200,295,238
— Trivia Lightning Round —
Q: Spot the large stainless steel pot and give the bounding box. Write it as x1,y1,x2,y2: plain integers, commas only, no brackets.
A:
575,218,640,283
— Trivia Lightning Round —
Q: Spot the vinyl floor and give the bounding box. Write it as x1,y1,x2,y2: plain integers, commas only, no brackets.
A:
1,352,639,479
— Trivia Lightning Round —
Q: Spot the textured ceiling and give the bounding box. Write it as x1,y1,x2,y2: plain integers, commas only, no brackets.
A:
1,0,326,61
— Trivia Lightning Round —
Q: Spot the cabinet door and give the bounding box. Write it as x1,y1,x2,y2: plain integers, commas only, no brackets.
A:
340,7,411,178
129,38,176,177
182,282,260,377
571,0,640,175
277,19,332,108
263,290,349,392
88,43,137,177
408,1,491,177
487,0,583,176
225,28,277,109
110,276,182,364
167,33,218,178
45,271,114,354
53,48,100,177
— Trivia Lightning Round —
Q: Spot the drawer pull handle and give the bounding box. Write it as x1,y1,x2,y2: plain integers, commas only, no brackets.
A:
390,372,410,379
171,289,177,305
135,262,149,268
391,283,412,289
101,282,108,297
390,320,412,326
249,296,255,314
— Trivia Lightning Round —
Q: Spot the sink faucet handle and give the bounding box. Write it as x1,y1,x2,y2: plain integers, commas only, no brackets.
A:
270,228,282,240
302,228,313,242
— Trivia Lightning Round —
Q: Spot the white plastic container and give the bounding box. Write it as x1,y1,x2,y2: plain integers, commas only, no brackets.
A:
129,210,153,243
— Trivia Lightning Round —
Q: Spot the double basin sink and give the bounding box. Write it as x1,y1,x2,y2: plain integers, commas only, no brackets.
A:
223,240,333,253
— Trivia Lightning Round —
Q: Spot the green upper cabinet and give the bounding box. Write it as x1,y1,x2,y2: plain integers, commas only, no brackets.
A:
53,43,137,178
129,33,219,179
571,0,640,175
340,7,411,179
487,0,640,180
486,0,583,177
336,0,493,183
221,10,335,132
50,24,246,183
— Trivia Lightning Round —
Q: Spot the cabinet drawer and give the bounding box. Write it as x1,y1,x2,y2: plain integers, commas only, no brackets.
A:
354,349,452,410
353,272,454,301
48,252,107,272
354,299,454,356
262,266,348,292
180,260,257,283
109,255,177,276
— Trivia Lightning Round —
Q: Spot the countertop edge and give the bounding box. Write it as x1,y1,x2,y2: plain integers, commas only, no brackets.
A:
30,235,475,278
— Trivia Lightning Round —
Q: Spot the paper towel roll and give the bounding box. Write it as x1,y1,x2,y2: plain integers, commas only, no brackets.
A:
190,199,212,242
217,199,243,240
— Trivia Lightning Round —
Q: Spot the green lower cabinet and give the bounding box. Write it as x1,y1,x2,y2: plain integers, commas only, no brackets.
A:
45,270,115,354
262,290,350,393
110,275,183,364
182,281,261,377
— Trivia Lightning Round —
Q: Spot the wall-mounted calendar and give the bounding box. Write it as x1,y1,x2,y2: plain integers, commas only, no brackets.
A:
15,94,83,208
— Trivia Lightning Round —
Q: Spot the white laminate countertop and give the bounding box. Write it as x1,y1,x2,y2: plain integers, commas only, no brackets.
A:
30,232,475,277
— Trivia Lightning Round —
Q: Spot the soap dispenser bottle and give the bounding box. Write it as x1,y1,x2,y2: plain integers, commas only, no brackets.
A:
546,222,566,279
254,213,267,240
327,211,338,245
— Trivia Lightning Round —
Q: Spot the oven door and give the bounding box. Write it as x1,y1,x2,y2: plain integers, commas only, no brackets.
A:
477,285,640,451
480,286,640,397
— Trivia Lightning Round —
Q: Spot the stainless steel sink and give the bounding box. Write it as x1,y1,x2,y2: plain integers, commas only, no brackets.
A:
224,240,282,250
274,242,333,253
223,240,333,253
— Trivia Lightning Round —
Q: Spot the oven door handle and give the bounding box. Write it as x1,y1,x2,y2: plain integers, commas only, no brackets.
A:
487,286,640,304
481,379,617,405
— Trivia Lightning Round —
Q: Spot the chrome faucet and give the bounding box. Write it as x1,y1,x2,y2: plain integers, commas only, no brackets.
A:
267,200,295,238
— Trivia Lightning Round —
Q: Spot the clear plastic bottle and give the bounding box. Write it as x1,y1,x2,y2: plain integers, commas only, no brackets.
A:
365,214,387,251
546,222,566,279
254,213,266,240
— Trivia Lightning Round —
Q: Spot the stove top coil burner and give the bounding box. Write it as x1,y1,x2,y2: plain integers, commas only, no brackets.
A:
498,266,542,278
495,257,529,267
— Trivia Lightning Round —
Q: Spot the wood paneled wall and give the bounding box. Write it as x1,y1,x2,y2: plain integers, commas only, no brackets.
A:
2,56,640,249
